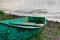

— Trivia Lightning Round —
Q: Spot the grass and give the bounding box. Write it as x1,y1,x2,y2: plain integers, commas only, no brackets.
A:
0,14,20,21
31,25,60,40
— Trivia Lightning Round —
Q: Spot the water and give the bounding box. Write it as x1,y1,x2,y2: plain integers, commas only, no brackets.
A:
0,0,60,22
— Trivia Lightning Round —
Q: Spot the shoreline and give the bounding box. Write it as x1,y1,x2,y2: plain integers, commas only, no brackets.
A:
5,12,60,22
46,20,60,27
0,13,60,27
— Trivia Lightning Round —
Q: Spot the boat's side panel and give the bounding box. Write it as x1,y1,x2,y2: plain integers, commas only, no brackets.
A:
0,18,41,40
28,17,46,24
0,23,8,40
0,24,40,40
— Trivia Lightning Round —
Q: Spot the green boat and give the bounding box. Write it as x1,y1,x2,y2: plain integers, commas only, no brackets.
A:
0,16,46,40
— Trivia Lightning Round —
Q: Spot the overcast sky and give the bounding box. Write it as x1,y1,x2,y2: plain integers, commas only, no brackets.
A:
0,0,60,12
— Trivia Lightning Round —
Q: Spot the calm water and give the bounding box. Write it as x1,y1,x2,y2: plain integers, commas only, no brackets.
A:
0,0,60,12
0,0,60,22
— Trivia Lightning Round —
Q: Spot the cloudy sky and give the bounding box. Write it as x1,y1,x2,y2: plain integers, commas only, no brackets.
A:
0,0,60,12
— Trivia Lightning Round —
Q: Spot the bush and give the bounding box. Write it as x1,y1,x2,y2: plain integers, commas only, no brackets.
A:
0,10,5,15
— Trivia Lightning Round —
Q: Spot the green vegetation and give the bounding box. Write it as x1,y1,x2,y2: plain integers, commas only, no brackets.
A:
0,15,19,21
0,10,5,20
0,10,20,21
0,10,5,15
31,25,60,40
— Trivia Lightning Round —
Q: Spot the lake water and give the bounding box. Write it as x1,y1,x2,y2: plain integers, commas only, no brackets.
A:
0,0,60,22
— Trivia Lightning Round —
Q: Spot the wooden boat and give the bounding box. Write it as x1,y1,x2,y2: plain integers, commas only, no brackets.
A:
0,16,46,40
